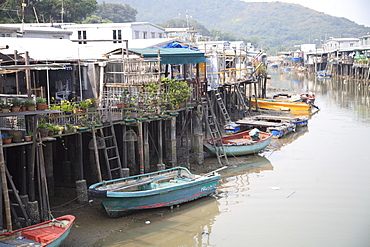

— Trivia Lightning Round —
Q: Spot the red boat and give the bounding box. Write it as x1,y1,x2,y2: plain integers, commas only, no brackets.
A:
300,93,315,104
0,215,75,246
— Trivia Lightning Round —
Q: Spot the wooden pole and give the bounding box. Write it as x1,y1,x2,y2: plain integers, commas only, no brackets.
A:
25,51,32,99
137,121,144,174
92,127,102,182
14,50,19,94
0,131,12,231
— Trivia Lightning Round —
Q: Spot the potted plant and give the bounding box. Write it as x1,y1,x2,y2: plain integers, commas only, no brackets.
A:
144,82,159,103
161,77,192,109
64,123,78,134
36,97,47,110
124,110,135,122
24,131,33,142
1,100,12,113
24,99,36,111
54,125,64,135
9,118,24,143
60,100,74,114
20,101,27,111
10,98,22,112
2,135,12,144
78,99,91,112
49,104,61,116
37,122,50,137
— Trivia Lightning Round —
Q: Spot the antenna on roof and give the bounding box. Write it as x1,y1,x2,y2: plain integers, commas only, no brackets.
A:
61,0,64,23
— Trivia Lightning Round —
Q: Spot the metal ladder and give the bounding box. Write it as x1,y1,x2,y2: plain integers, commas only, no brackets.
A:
213,89,231,125
4,166,31,229
99,124,123,180
203,95,229,167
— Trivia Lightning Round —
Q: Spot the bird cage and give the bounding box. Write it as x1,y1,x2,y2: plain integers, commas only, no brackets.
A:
123,129,137,142
88,137,106,149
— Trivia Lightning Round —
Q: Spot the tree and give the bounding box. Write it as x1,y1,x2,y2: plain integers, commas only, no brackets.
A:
93,2,137,23
82,15,112,24
0,0,97,23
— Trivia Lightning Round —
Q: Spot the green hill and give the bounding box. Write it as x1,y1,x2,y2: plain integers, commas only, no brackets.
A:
100,0,370,48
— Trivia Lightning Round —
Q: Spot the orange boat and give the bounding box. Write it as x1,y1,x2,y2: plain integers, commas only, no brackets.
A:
250,98,311,111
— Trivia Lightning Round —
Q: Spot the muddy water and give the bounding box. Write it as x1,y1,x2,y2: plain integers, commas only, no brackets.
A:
62,71,370,247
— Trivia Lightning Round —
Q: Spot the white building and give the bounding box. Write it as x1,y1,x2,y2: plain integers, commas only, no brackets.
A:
62,22,165,44
0,24,72,39
322,38,359,52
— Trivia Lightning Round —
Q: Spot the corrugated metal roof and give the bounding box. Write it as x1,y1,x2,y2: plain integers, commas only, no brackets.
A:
0,38,109,61
129,48,206,64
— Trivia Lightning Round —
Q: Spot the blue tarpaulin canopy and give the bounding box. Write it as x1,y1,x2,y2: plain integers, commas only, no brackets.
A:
128,48,206,64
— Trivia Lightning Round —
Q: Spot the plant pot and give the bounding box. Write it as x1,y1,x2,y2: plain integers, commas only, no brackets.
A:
48,130,54,136
3,138,12,144
27,105,36,111
116,104,123,108
38,128,49,138
37,103,48,111
21,106,27,112
24,136,32,142
11,106,20,112
9,130,23,143
2,108,10,113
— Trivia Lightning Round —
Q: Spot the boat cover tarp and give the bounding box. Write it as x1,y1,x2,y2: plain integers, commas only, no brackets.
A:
129,48,206,64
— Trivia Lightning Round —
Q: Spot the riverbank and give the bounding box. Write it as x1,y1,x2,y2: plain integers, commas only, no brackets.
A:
56,154,262,247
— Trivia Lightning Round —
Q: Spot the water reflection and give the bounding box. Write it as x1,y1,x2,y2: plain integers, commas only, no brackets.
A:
92,155,273,247
217,155,272,209
268,126,309,151
92,196,220,247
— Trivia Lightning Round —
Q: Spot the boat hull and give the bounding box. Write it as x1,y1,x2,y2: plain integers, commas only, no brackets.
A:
89,167,220,216
0,215,75,247
204,134,272,156
203,130,272,156
250,98,311,111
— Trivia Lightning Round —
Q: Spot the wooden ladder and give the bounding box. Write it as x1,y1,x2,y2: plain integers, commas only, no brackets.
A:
99,124,123,180
234,84,250,118
4,166,32,229
204,94,229,167
213,89,231,125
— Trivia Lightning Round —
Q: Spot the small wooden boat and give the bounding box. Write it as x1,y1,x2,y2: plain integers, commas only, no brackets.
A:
252,115,308,128
203,129,272,156
273,93,316,104
88,167,221,217
250,98,311,111
0,215,75,247
236,119,295,138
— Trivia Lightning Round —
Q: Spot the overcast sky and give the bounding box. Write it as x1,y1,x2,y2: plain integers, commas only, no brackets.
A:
242,0,370,27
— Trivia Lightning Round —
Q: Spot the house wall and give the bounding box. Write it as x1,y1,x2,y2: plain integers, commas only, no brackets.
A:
323,39,359,52
63,23,165,43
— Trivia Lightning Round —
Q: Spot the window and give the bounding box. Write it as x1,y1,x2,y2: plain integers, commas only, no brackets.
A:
135,31,139,39
159,33,162,38
113,30,122,43
151,32,155,38
78,30,87,44
143,32,147,39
